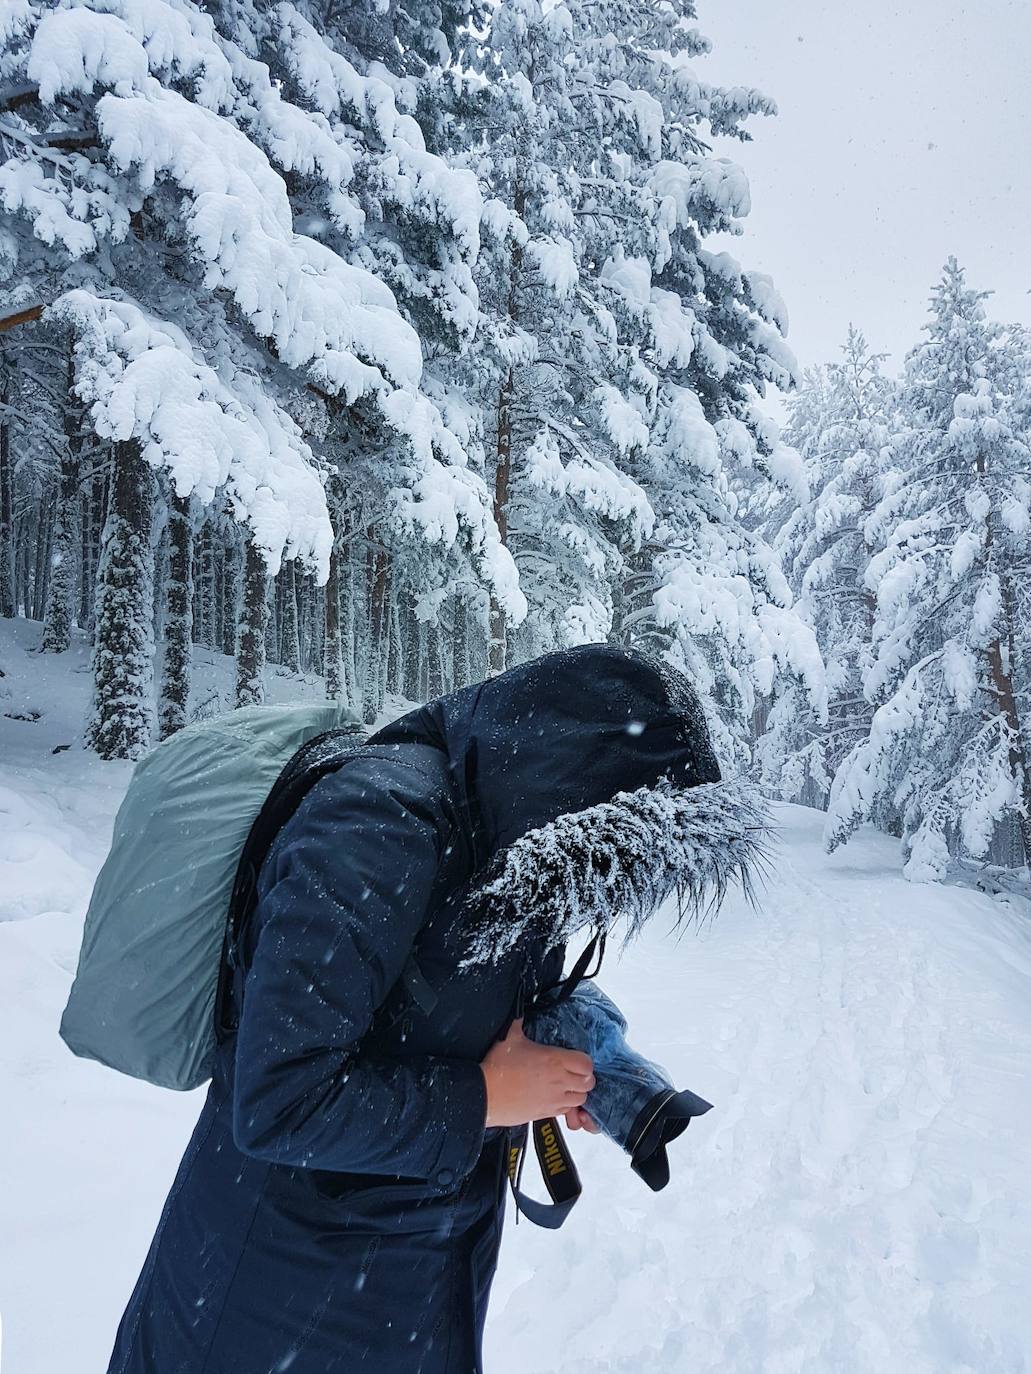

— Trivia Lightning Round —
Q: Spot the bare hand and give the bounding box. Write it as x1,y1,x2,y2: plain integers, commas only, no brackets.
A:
564,1105,600,1133
480,1017,595,1127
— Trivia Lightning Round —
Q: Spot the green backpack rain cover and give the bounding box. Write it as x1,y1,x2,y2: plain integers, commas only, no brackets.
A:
60,702,364,1091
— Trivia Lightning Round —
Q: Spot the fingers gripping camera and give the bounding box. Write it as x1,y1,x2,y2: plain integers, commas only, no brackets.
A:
525,981,713,1191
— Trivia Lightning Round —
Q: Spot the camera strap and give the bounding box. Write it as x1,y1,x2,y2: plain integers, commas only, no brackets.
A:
505,1116,582,1229
499,930,605,1229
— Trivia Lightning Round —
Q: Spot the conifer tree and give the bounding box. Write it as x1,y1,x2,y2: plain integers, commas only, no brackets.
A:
828,261,1031,876
759,329,895,801
449,0,820,743
86,440,154,759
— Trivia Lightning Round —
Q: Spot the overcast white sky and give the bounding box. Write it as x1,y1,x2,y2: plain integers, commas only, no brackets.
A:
697,0,1031,390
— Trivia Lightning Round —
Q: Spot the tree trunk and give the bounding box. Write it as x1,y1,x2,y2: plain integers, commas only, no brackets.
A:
363,532,388,723
280,559,301,673
452,589,469,690
221,534,238,656
324,534,344,702
213,526,225,658
488,366,514,677
158,491,193,739
306,571,323,675
487,178,525,677
235,536,269,708
0,347,15,618
401,598,420,700
386,583,404,695
41,353,82,651
80,462,106,632
988,565,1031,863
78,474,92,627
341,538,358,707
86,440,155,760
15,496,32,617
32,495,53,621
201,521,218,648
265,566,280,665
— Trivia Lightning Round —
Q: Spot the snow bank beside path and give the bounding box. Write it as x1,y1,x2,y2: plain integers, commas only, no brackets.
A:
2,619,1030,1372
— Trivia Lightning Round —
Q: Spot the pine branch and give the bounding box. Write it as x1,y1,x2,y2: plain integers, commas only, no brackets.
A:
0,120,79,168
0,84,37,113
0,304,44,334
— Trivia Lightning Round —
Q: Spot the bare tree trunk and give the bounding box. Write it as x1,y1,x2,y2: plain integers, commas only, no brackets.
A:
213,525,225,658
342,538,359,707
0,346,15,618
201,521,218,648
386,583,404,695
306,571,323,674
426,618,444,699
32,495,53,621
363,531,388,723
324,533,344,701
15,497,32,616
221,532,238,656
488,366,514,677
235,536,269,708
42,351,81,651
988,565,1031,863
79,461,105,632
401,597,420,700
158,491,193,739
86,439,155,760
452,589,469,690
279,559,301,673
487,178,525,677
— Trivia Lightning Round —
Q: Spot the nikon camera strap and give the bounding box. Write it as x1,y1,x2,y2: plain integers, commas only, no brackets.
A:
505,1116,582,1229
501,930,606,1228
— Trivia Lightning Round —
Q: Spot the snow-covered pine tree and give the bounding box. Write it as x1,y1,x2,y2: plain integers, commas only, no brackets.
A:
827,260,1031,877
258,0,524,691
447,0,659,671
757,328,897,803
446,0,822,748
85,438,154,759
1,0,521,747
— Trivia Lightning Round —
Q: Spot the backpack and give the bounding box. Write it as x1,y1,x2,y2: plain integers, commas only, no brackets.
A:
59,703,367,1091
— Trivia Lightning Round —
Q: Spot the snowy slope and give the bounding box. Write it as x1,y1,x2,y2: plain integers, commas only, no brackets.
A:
2,622,1030,1373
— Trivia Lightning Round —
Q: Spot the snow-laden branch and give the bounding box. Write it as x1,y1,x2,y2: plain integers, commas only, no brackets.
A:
50,290,334,579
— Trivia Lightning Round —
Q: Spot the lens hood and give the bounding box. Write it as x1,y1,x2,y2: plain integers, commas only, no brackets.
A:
627,1087,714,1191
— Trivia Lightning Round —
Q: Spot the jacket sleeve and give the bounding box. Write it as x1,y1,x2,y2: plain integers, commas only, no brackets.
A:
231,755,488,1187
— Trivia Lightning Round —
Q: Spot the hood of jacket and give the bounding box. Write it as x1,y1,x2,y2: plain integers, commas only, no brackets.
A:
371,643,720,855
369,643,766,961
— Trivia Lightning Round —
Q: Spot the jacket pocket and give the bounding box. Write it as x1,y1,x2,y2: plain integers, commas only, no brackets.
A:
309,1168,432,1205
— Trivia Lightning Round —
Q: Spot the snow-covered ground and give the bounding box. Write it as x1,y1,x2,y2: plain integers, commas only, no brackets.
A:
2,620,1030,1373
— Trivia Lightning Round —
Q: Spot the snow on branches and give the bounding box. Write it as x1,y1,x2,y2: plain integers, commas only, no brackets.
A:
50,290,333,577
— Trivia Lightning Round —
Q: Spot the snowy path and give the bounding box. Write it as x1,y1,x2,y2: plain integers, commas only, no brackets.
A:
487,808,1031,1373
2,628,1030,1371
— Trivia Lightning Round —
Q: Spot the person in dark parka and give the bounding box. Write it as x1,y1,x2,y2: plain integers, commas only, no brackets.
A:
105,644,744,1374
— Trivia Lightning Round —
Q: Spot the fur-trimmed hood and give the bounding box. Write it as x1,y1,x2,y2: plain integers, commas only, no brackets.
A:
460,776,768,965
370,643,768,961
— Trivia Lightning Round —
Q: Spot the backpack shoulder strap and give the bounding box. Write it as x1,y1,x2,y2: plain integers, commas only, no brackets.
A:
214,732,446,1043
214,725,365,1042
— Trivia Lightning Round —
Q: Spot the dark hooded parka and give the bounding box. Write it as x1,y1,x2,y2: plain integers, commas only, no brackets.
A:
106,645,722,1374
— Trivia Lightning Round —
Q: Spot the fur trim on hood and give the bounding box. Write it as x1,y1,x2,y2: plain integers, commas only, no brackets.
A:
460,777,770,966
